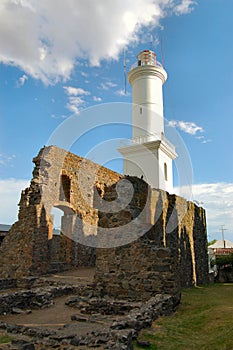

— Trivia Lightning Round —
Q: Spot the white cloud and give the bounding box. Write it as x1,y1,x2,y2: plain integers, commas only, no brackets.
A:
63,86,90,96
168,120,204,135
66,96,86,114
99,81,117,90
115,89,131,97
0,0,196,84
93,96,102,102
174,0,196,15
81,71,88,78
63,85,90,114
0,153,16,166
0,178,30,224
174,182,233,241
201,139,212,144
16,74,28,87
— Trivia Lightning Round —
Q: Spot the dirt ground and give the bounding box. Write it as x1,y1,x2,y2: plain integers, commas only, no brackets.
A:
41,267,95,285
0,268,110,338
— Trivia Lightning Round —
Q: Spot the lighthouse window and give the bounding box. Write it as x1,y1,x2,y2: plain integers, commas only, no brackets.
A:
164,163,168,181
140,107,143,115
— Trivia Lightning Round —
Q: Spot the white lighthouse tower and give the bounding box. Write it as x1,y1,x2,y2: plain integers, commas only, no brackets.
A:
119,50,177,193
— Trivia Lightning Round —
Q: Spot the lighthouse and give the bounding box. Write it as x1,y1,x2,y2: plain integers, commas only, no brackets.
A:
119,50,177,193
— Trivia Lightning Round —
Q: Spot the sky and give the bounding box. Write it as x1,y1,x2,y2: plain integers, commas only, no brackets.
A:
0,0,232,241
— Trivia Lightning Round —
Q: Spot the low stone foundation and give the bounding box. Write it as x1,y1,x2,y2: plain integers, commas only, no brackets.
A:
0,292,179,349
0,285,81,315
0,279,17,291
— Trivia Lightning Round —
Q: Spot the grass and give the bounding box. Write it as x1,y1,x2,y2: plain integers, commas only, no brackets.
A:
135,284,233,350
0,333,13,344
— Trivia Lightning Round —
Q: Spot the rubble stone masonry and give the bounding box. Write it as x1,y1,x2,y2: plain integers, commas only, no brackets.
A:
0,146,121,278
0,146,209,299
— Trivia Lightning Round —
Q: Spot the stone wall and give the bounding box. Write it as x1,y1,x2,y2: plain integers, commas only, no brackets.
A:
94,177,209,299
0,146,121,278
95,243,179,301
0,145,209,301
217,267,233,283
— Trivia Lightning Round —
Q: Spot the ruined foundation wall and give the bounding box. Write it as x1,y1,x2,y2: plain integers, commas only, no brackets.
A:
0,146,121,278
0,146,209,299
95,243,179,301
94,178,209,299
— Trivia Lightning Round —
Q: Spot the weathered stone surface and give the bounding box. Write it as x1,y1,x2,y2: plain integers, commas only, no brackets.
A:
0,285,80,315
11,340,35,350
70,314,88,322
0,279,17,290
95,242,180,301
0,145,209,303
217,267,233,283
0,292,178,349
66,295,140,316
95,178,209,299
0,146,121,278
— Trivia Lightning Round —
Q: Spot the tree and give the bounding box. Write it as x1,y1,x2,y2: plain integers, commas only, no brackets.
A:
215,254,233,268
208,239,217,246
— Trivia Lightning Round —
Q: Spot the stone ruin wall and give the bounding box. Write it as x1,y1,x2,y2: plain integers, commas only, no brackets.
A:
94,178,209,300
0,146,209,300
0,146,121,278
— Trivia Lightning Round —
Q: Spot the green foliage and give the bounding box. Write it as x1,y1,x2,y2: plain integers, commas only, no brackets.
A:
208,239,217,246
215,254,233,267
210,256,216,268
0,334,13,344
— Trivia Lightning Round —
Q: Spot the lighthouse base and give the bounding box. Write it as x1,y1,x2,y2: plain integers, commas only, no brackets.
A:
118,139,177,193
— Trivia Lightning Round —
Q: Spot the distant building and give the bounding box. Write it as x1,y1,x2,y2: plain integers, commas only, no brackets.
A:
209,239,233,255
208,239,233,268
0,224,11,245
209,239,233,249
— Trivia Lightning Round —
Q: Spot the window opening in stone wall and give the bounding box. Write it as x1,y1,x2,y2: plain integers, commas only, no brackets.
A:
49,207,63,263
164,162,168,181
140,107,143,115
51,207,63,236
59,174,71,202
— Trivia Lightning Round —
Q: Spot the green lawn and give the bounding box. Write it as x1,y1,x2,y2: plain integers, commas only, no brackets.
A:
135,284,233,350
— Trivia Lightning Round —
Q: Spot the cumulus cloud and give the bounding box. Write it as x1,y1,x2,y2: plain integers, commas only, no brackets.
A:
168,120,204,135
63,86,90,96
63,85,90,114
0,0,196,84
174,182,233,241
0,178,29,224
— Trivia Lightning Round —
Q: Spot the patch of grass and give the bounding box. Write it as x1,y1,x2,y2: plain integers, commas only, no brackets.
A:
0,334,13,344
135,284,233,350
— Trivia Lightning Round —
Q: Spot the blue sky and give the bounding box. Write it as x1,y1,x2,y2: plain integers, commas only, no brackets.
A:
0,0,232,241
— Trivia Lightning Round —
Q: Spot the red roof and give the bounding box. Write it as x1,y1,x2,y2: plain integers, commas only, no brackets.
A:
215,248,233,255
